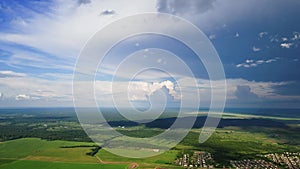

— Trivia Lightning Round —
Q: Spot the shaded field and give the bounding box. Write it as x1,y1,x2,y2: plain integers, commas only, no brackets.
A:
0,159,15,166
97,126,300,167
179,128,300,166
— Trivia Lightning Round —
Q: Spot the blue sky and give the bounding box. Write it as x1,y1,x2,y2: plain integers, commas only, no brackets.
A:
0,0,299,108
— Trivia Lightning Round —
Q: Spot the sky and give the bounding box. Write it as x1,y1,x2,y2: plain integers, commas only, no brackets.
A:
0,0,299,108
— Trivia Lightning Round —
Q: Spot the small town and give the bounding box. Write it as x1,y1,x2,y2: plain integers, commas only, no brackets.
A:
231,152,300,169
264,152,300,169
230,159,278,169
175,151,300,169
174,151,214,168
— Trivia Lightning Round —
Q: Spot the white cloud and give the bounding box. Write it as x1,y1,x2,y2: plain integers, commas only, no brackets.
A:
0,71,26,78
0,72,298,107
236,63,256,68
176,77,298,107
252,46,261,52
0,75,73,104
0,93,3,100
236,64,244,68
0,0,157,70
259,32,268,38
15,94,30,101
282,37,288,41
250,63,257,67
291,32,300,41
256,60,264,64
265,59,276,63
280,43,293,48
0,0,299,108
245,59,253,63
235,32,239,38
127,80,179,101
0,45,73,70
209,34,216,40
236,58,279,68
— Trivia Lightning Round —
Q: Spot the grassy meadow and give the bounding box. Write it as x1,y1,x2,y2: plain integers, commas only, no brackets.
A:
0,138,128,169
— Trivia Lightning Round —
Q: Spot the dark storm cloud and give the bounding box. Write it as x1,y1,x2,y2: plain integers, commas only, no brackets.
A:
100,9,116,15
77,0,91,5
156,0,216,15
235,85,259,101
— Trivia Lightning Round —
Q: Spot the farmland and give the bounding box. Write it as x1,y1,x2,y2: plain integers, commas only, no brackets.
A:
0,138,128,169
0,108,299,168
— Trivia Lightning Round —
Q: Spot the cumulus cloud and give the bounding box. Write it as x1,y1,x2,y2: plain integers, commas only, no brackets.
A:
291,32,300,41
0,72,298,107
246,59,253,63
0,0,299,108
15,94,30,101
280,43,293,48
0,71,26,78
282,37,288,41
252,46,261,52
259,32,268,38
151,81,178,99
114,80,179,102
235,85,259,101
177,77,298,107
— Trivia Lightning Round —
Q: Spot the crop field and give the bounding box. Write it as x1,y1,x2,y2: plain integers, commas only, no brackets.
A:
0,108,299,168
0,160,127,169
0,138,128,169
97,126,300,167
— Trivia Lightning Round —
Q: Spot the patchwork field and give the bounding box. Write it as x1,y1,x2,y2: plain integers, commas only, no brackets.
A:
0,108,299,168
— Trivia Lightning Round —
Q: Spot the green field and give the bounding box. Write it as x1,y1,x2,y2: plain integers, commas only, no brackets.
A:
0,138,97,162
0,138,182,169
183,128,300,166
0,138,128,169
1,124,300,168
0,108,299,168
97,149,181,169
0,160,126,169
